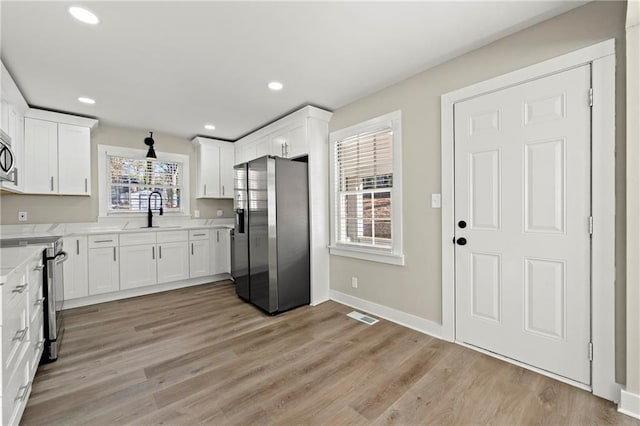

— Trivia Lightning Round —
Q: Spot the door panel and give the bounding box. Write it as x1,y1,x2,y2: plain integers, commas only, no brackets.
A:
454,65,591,384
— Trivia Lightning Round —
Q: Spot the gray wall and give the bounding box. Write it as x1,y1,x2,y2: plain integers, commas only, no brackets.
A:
329,1,627,382
0,124,234,224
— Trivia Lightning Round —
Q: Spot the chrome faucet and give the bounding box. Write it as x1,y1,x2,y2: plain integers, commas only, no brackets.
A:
147,190,163,228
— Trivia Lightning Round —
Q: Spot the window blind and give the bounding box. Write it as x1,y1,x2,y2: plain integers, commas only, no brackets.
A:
336,128,393,248
109,156,182,212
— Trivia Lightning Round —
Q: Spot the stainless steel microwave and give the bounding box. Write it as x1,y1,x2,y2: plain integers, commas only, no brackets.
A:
0,128,17,183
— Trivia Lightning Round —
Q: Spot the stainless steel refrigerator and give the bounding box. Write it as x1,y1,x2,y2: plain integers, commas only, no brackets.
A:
231,156,310,314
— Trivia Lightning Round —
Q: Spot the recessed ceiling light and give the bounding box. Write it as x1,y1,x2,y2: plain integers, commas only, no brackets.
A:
268,81,283,91
78,97,96,105
68,6,99,25
204,124,216,130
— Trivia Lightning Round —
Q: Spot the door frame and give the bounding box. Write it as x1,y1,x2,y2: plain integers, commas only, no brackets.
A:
440,39,618,402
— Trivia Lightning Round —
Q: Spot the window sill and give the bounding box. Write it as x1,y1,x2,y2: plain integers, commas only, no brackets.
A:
328,245,405,266
99,212,191,219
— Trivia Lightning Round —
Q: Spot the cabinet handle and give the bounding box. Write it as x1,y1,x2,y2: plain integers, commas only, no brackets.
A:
33,264,44,271
191,243,194,255
85,178,88,193
13,327,28,342
217,231,220,243
12,284,27,294
204,184,207,195
284,142,288,157
159,246,162,259
113,247,116,261
281,144,284,157
94,239,113,243
152,246,155,260
34,297,45,306
222,185,225,196
50,176,54,191
76,239,80,255
193,233,206,237
15,381,31,402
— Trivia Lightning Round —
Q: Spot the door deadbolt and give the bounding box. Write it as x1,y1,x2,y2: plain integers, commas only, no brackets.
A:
458,220,467,229
456,237,467,246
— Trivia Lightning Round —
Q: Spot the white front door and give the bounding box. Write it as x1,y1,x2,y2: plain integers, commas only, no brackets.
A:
454,65,592,385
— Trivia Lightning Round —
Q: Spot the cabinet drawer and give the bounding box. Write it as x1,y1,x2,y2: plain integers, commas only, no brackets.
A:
3,290,28,377
157,230,188,243
29,309,44,377
88,234,119,248
2,268,28,309
29,282,44,324
120,232,157,247
3,349,30,426
189,230,209,241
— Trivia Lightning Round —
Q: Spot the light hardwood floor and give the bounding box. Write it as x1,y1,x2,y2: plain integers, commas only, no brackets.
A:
22,281,638,425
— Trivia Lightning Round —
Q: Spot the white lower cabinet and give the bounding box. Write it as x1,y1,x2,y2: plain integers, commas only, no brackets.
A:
157,241,189,284
63,236,89,300
1,248,44,426
189,230,210,278
120,244,158,290
87,235,119,295
211,228,231,274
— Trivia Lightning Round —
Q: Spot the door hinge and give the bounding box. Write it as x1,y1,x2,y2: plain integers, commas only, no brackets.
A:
589,216,593,235
588,342,593,361
589,88,593,107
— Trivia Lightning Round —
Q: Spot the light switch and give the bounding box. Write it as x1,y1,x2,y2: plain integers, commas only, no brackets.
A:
431,193,441,208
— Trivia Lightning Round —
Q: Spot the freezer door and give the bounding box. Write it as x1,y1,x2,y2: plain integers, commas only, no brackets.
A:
232,164,250,301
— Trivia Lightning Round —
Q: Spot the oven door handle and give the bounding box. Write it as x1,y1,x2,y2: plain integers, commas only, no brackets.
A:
51,251,68,264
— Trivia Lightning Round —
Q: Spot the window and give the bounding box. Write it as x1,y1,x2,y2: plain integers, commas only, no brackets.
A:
329,111,404,265
97,145,190,217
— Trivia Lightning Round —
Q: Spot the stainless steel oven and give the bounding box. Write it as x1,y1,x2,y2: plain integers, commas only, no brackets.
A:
0,236,67,362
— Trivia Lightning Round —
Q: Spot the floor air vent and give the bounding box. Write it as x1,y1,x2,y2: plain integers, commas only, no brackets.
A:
347,311,379,325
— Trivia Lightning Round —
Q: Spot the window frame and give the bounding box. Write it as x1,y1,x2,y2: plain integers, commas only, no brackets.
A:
97,144,190,219
329,110,404,266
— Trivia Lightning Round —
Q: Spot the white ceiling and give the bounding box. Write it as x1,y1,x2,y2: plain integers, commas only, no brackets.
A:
1,1,587,141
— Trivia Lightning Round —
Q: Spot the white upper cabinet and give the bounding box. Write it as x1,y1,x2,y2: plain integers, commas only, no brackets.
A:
192,137,234,198
23,109,97,195
233,106,324,165
24,118,58,193
58,124,91,195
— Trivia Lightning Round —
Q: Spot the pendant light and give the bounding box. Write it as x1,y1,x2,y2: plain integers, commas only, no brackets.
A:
144,132,157,159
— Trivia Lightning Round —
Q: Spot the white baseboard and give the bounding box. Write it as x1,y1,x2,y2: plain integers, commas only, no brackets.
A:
329,289,442,339
619,389,640,420
63,274,231,309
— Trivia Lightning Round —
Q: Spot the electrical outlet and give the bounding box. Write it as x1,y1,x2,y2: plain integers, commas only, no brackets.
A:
351,277,358,288
194,210,200,218
217,209,223,217
18,211,28,222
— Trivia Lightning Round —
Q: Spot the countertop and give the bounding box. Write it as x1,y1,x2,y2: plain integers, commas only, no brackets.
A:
0,245,45,285
0,219,234,240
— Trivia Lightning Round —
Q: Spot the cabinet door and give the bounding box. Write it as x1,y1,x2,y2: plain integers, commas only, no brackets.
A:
255,137,272,158
219,144,235,198
157,241,189,284
211,229,231,275
24,118,58,194
285,122,308,158
88,247,119,295
58,124,91,195
198,142,220,198
120,244,157,290
63,236,89,300
189,239,210,278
